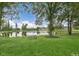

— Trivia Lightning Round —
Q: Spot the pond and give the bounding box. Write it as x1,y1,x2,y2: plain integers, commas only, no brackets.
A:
9,31,49,37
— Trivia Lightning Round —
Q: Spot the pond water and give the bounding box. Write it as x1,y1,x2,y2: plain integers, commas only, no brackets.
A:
9,31,49,37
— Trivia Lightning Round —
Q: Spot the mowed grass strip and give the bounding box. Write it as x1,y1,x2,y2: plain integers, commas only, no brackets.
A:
0,34,79,56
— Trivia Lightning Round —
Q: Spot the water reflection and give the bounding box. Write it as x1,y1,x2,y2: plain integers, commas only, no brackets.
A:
9,31,48,37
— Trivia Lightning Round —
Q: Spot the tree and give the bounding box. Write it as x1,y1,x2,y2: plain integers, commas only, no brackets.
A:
1,20,13,37
0,2,16,30
55,2,79,35
64,3,79,35
14,22,21,37
22,24,28,36
24,2,61,37
0,3,20,37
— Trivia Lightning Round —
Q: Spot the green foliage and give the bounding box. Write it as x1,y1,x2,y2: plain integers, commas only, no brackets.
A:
24,2,62,36
0,2,18,30
37,27,40,34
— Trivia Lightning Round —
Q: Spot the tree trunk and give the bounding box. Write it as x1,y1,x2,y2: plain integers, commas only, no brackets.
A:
68,16,72,35
0,25,1,31
47,3,56,37
8,20,9,37
15,23,17,37
48,20,54,37
0,16,2,30
0,9,2,31
37,27,40,35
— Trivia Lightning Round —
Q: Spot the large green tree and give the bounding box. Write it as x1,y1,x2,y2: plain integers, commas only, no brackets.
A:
56,3,79,35
65,3,79,35
24,2,61,37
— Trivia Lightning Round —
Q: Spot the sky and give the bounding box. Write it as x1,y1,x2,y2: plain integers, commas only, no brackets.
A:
17,5,36,23
14,4,36,23
6,4,47,28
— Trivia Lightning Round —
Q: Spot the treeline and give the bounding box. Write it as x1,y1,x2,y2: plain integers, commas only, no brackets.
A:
0,2,79,37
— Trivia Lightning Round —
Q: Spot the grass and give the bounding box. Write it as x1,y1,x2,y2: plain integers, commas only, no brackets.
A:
0,33,79,56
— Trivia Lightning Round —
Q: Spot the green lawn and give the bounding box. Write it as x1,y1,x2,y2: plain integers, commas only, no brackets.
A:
0,33,79,56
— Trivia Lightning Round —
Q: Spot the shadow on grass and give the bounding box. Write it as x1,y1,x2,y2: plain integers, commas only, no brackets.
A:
66,33,79,37
26,35,60,40
72,33,79,36
27,36,37,40
39,35,59,38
